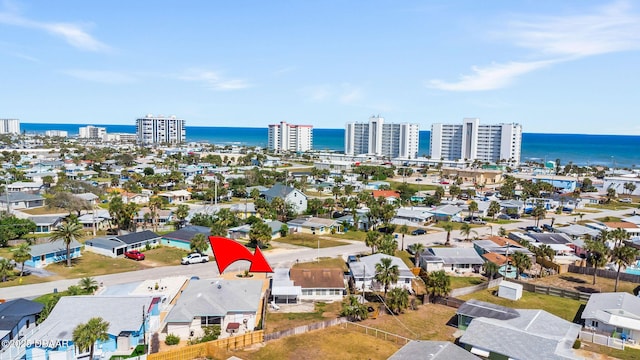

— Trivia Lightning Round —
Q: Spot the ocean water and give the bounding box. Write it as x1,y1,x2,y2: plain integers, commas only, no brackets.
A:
20,123,640,168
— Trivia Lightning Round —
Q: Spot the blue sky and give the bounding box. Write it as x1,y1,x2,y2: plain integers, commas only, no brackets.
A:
1,0,639,134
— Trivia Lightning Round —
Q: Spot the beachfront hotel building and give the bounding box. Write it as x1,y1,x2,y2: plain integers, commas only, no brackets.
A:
267,121,313,152
45,130,69,137
78,125,106,139
345,115,419,159
430,118,522,163
136,114,186,145
0,119,20,134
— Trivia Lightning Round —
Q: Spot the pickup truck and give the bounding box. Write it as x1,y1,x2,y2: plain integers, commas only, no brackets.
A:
181,253,209,265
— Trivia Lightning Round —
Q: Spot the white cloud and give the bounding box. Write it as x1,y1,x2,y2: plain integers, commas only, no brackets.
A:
62,70,135,84
0,8,110,52
428,59,558,91
302,85,331,102
339,87,363,104
177,69,251,91
429,1,640,91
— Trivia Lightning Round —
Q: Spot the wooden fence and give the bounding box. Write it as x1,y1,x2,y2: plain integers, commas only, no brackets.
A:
449,277,503,297
568,265,640,284
340,322,412,345
508,278,592,302
264,317,347,341
580,330,625,350
147,331,264,360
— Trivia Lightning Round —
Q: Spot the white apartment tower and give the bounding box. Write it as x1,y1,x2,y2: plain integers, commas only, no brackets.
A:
267,121,313,152
78,125,106,139
136,114,186,145
430,118,522,163
0,119,20,134
345,116,419,159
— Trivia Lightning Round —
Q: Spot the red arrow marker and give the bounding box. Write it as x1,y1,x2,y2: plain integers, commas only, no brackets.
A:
209,236,273,274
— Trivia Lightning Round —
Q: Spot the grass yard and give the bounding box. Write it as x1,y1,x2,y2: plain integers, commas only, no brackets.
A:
0,272,53,288
388,181,439,192
579,342,640,360
275,234,349,248
143,246,190,266
595,216,623,222
265,302,342,334
530,273,639,295
46,251,147,278
395,250,415,268
586,203,634,211
329,231,368,242
458,288,583,322
450,276,486,289
360,303,458,341
293,257,348,272
19,207,70,215
235,326,400,360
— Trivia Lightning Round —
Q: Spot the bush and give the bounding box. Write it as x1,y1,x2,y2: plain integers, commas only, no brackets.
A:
573,339,581,349
165,334,180,345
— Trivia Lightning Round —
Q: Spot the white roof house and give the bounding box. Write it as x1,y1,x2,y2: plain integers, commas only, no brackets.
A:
348,254,414,292
582,292,640,341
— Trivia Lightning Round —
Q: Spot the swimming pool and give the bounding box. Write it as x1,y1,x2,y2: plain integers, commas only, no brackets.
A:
625,261,640,275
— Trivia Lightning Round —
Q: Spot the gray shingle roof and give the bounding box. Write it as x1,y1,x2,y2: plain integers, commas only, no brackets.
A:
388,341,480,360
582,292,640,324
30,296,154,342
456,299,520,321
165,279,263,323
0,192,44,203
27,216,63,226
116,230,160,245
29,239,82,257
263,183,305,199
163,226,211,242
459,309,581,360
423,248,485,265
527,233,572,245
350,254,414,278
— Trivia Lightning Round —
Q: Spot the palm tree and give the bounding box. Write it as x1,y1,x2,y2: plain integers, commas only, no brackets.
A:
468,201,479,219
174,204,190,229
511,252,531,280
423,270,451,298
398,224,409,251
378,234,398,256
442,222,454,246
585,239,609,285
611,245,639,292
50,220,84,267
0,258,14,282
12,242,31,279
408,243,425,267
72,317,110,360
375,257,399,298
488,201,501,219
148,196,164,232
386,287,409,315
190,233,210,254
79,277,98,294
340,295,368,321
460,223,476,242
365,231,381,255
610,228,630,247
483,261,499,279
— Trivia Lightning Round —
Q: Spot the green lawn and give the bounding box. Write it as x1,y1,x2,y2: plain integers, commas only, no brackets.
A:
293,257,348,272
275,234,349,248
46,251,147,278
450,276,486,289
580,342,640,360
388,181,439,192
329,231,368,241
143,246,190,266
458,288,584,322
395,250,415,268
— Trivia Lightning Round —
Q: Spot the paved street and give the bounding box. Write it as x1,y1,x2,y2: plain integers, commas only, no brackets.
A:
1,207,634,301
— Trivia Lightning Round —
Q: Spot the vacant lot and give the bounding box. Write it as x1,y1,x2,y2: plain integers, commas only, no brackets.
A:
265,302,342,334
275,234,349,249
293,257,348,272
458,288,583,321
359,303,458,341
530,273,639,295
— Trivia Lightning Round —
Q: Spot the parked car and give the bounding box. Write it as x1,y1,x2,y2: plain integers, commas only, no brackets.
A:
411,229,426,235
439,180,450,185
525,226,542,233
464,216,486,225
415,178,423,182
620,198,633,203
508,213,521,219
181,253,209,265
347,255,358,263
542,224,554,232
497,214,511,220
124,250,145,261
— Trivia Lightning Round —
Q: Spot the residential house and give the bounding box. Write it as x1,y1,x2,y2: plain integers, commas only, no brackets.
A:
289,268,345,302
74,192,99,206
532,175,578,192
271,268,303,304
25,239,82,268
335,214,370,232
161,225,212,253
228,220,284,240
428,204,464,222
158,189,192,204
481,253,517,278
287,217,338,235
25,296,158,360
371,190,400,204
419,248,484,274
23,172,58,184
348,254,414,293
0,193,45,210
389,341,481,360
0,299,43,350
364,181,390,190
27,216,63,233
459,307,581,359
134,208,173,230
230,202,258,219
165,279,265,340
262,183,307,214
6,182,43,194
393,207,434,226
526,233,576,257
77,209,112,233
84,230,161,258
582,292,640,342
456,299,520,330
499,199,525,215
601,222,640,236
441,168,503,185
473,236,534,260
122,191,151,205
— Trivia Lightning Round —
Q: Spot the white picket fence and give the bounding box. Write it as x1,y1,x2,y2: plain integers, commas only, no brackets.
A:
580,330,625,350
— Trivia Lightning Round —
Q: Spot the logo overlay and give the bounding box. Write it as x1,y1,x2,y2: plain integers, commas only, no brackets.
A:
209,236,273,274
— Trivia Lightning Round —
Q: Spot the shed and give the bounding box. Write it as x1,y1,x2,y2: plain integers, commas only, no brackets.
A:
498,281,523,301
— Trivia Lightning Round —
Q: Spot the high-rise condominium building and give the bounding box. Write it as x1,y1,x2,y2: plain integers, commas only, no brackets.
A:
78,125,107,139
267,121,313,152
45,130,69,137
136,114,186,145
345,116,419,159
0,119,20,134
430,118,522,163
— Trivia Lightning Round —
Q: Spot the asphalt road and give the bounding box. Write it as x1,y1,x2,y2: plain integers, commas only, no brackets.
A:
1,207,634,301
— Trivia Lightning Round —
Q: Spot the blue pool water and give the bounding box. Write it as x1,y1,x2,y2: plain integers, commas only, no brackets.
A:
625,261,640,275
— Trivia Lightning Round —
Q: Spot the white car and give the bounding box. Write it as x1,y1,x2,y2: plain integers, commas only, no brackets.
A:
181,253,209,265
620,198,633,203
